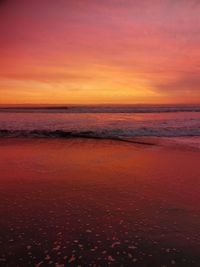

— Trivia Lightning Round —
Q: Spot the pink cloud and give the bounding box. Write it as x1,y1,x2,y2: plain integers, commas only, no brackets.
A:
1,0,200,103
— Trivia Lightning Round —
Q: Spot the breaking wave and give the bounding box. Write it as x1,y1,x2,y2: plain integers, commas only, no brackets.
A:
0,127,200,139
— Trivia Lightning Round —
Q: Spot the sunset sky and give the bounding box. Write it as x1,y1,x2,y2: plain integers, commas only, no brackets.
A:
1,0,200,104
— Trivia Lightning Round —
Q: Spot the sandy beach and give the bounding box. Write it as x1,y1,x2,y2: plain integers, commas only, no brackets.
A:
1,0,200,265
0,138,200,267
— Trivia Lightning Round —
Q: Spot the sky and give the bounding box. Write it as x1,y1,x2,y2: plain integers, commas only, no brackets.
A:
0,0,200,105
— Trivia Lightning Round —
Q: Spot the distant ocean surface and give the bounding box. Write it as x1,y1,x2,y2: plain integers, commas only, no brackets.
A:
0,105,200,145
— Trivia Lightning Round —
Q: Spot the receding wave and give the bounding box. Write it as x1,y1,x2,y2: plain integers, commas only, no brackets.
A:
0,129,98,138
0,129,156,145
1,127,200,139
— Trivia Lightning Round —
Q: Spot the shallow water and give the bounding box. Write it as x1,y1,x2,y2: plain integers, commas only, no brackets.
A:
0,105,200,139
0,139,200,266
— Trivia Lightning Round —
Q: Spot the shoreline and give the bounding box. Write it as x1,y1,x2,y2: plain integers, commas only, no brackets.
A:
1,135,200,151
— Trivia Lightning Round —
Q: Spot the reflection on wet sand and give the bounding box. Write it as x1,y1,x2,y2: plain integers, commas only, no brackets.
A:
0,138,200,267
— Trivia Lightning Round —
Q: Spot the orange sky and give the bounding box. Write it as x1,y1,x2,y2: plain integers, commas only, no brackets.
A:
0,0,200,104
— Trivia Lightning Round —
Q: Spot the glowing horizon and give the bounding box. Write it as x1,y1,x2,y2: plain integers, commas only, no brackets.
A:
1,0,200,105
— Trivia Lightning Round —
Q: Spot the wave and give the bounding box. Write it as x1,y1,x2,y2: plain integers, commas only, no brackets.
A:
0,129,156,145
1,105,200,113
1,128,200,139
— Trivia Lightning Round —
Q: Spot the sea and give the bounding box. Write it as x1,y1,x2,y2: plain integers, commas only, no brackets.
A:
0,104,200,147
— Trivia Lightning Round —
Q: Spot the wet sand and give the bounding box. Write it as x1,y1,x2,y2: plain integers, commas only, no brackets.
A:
0,138,200,267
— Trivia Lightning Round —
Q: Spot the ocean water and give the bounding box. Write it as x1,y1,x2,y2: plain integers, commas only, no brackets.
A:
0,105,200,146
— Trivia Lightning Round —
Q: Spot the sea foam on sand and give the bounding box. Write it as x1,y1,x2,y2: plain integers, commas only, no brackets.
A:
0,138,200,267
